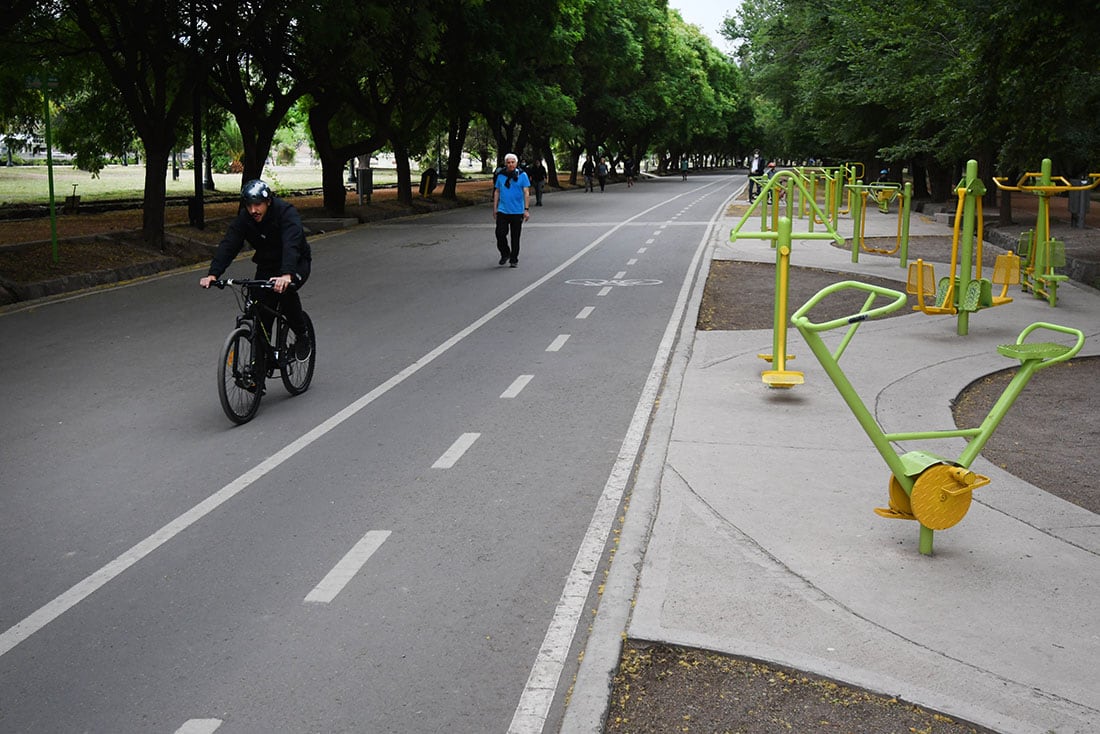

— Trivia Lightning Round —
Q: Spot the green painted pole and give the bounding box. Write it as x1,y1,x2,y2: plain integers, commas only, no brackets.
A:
1035,158,1053,276
899,182,912,267
850,185,863,264
957,160,979,335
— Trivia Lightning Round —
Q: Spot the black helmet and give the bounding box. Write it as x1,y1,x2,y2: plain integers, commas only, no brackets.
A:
241,179,273,204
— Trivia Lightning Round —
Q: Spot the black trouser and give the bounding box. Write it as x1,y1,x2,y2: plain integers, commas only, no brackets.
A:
748,174,761,199
254,270,307,343
495,213,524,263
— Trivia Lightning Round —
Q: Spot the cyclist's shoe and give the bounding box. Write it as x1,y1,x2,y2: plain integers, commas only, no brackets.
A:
294,331,312,361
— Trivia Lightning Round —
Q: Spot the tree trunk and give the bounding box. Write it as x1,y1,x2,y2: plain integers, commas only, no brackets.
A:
909,159,930,199
309,104,348,216
394,144,413,206
999,187,1014,226
142,146,169,252
542,142,559,188
442,114,470,200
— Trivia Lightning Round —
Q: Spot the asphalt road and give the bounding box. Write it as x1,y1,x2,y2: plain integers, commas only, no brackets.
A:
0,173,739,733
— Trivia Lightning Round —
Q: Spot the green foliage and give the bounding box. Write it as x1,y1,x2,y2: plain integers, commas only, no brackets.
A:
729,0,1100,178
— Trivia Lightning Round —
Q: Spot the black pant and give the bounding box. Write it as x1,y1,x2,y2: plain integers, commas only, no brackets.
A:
495,213,524,263
254,270,307,342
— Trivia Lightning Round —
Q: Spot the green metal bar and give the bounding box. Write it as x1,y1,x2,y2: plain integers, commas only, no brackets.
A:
850,187,864,263
790,282,912,487
885,428,983,442
957,322,1083,465
899,182,912,267
957,159,978,335
831,292,876,362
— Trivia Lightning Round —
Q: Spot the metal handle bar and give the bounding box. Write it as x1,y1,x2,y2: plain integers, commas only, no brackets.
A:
790,280,908,332
992,172,1100,192
212,278,297,291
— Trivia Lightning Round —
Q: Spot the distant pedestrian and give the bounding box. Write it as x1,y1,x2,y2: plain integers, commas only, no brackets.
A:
492,153,530,268
623,156,635,188
582,157,595,192
531,159,547,206
680,157,689,181
597,158,609,191
748,149,764,201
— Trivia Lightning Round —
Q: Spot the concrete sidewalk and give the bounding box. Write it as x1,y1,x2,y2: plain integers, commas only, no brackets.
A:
564,202,1100,733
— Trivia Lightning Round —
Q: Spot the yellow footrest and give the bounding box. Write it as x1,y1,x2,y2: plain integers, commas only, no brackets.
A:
762,370,804,388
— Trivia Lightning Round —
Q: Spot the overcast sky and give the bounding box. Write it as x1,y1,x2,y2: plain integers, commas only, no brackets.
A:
670,0,741,52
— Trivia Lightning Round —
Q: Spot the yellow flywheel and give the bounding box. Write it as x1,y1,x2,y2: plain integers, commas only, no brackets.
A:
909,464,990,530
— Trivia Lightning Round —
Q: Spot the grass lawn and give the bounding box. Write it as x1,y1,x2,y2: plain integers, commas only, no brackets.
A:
0,163,406,206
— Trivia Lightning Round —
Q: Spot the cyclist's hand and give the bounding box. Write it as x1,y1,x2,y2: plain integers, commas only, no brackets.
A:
200,275,217,288
270,274,293,293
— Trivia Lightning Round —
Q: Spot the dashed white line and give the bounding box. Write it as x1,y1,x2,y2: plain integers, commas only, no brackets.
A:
645,239,655,245
637,247,647,253
175,720,222,734
0,188,688,662
508,181,727,734
597,287,613,297
432,432,481,469
304,530,391,604
501,375,534,399
614,271,627,279
546,334,570,352
627,259,638,266
576,306,595,320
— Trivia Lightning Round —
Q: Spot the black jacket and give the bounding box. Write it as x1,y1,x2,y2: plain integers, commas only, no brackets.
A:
208,197,312,284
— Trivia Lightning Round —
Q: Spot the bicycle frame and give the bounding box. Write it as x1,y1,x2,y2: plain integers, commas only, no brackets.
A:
216,278,292,373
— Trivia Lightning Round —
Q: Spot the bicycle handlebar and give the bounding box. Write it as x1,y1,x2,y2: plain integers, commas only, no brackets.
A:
790,280,908,332
211,278,297,291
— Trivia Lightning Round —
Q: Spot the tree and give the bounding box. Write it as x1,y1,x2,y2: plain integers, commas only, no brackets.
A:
53,0,205,249
204,0,315,185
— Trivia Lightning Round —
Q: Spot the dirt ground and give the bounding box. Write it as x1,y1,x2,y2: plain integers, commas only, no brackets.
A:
1,187,1096,734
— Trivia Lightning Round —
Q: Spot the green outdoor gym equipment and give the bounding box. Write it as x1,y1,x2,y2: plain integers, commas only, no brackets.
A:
992,158,1100,307
790,280,1084,556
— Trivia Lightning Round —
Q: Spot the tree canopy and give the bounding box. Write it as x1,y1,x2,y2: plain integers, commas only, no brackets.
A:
7,0,1095,245
725,0,1100,197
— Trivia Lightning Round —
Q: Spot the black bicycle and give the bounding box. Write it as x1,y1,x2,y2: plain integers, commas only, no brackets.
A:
211,278,316,424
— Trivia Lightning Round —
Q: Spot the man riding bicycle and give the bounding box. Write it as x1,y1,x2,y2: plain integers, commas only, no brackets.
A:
200,179,312,360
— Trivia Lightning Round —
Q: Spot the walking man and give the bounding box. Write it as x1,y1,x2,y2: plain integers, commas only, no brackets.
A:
493,153,530,268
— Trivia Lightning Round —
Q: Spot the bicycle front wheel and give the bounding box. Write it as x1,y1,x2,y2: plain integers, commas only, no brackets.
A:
218,326,263,424
278,311,315,395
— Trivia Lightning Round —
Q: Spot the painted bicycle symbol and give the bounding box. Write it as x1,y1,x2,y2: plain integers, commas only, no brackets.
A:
565,278,663,287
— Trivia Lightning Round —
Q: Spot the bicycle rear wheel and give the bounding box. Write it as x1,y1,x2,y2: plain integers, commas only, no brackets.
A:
278,311,315,395
218,325,264,424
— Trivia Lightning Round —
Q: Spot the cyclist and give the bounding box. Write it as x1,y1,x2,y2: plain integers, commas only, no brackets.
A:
199,179,312,360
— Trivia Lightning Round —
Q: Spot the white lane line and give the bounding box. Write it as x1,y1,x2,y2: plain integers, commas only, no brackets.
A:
0,179,705,661
627,259,638,265
432,432,481,469
614,271,627,279
546,334,570,352
576,306,595,320
637,247,647,254
501,375,534,399
508,183,722,734
304,531,391,604
174,720,222,734
597,287,613,297
645,239,655,245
